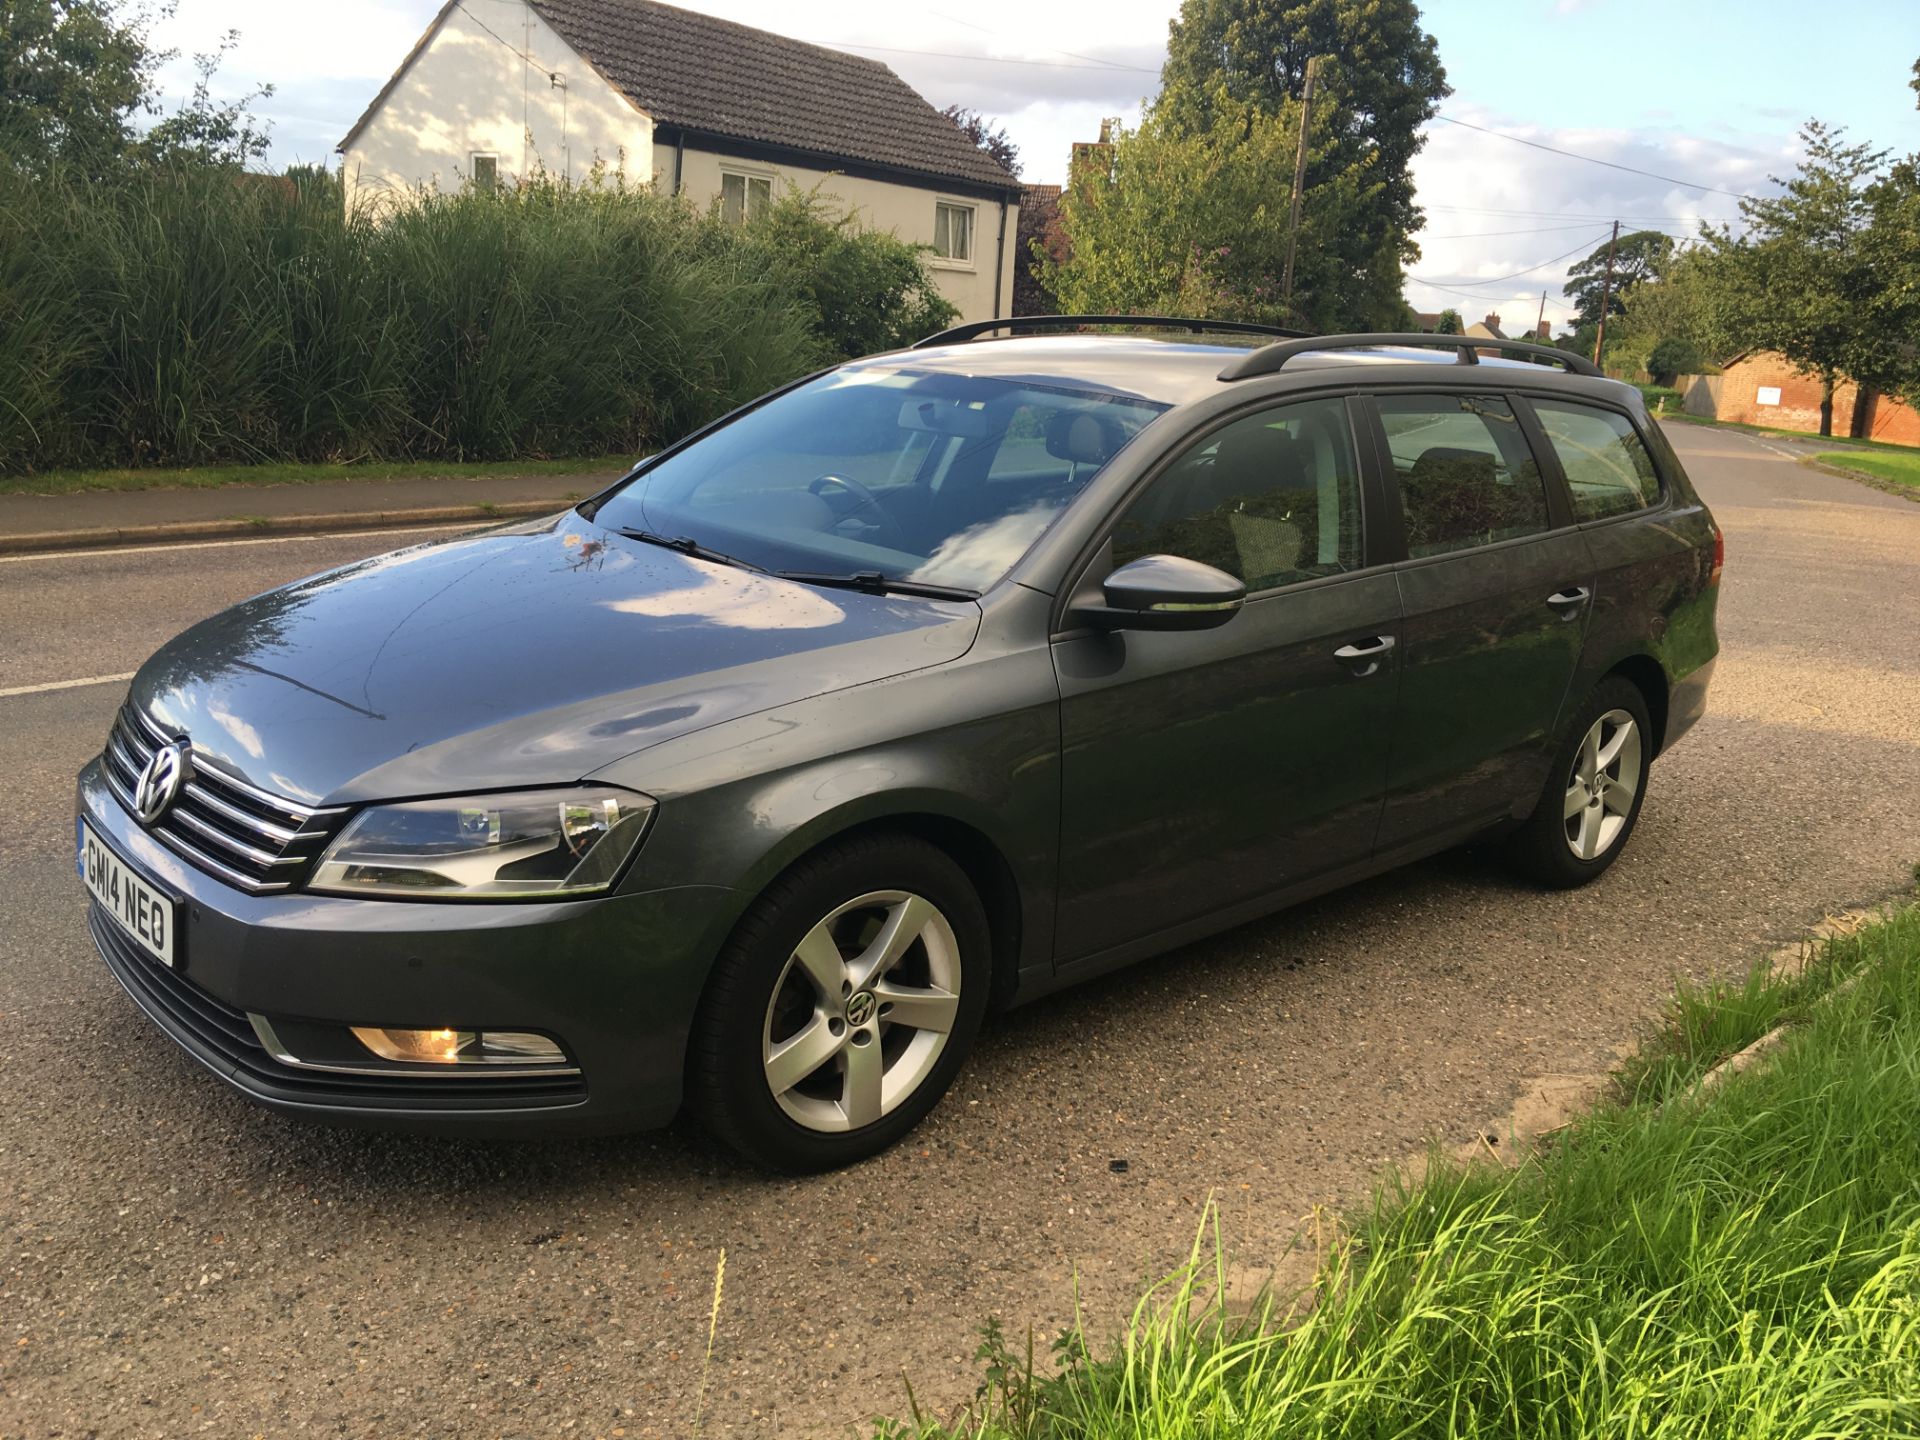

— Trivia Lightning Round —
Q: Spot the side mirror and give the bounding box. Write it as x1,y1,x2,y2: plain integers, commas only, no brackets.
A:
1077,554,1246,632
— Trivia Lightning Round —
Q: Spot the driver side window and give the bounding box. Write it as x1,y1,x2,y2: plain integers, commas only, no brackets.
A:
1110,397,1364,592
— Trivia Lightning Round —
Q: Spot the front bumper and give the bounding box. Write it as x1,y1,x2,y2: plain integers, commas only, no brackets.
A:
77,759,737,1137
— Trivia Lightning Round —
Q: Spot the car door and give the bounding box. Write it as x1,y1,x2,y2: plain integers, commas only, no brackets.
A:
1364,389,1593,853
1051,394,1404,965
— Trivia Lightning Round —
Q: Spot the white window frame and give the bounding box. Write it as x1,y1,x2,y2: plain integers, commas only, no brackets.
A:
719,167,774,225
932,199,977,268
470,152,501,193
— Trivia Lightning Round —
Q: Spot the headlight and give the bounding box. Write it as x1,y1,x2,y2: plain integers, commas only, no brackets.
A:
309,787,654,899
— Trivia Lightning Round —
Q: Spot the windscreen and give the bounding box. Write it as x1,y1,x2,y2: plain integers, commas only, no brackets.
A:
590,368,1166,592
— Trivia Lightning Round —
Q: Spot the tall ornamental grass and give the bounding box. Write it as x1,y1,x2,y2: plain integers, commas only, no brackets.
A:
0,164,953,473
900,904,1920,1439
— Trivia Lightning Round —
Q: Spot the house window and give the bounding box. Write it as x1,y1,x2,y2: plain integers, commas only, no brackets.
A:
934,201,974,262
721,171,771,225
471,153,499,193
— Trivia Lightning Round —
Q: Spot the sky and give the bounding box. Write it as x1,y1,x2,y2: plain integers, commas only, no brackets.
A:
144,0,1920,330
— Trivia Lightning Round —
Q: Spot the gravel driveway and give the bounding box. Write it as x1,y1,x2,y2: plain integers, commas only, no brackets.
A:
3,423,1917,1437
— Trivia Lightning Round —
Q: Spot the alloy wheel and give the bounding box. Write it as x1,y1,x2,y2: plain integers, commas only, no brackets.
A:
1563,708,1642,861
760,890,962,1133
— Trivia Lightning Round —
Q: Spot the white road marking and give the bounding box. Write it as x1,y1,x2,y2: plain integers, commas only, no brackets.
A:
0,522,478,565
0,672,137,700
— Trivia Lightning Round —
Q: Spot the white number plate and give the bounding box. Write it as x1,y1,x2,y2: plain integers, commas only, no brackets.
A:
81,822,177,967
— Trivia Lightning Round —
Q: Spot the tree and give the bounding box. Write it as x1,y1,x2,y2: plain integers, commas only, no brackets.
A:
0,0,269,175
0,0,154,171
1647,337,1705,384
1565,230,1674,326
1434,307,1462,334
1037,93,1387,331
1702,121,1911,435
939,104,1019,180
1158,0,1449,323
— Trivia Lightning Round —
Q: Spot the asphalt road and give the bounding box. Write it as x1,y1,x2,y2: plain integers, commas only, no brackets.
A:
4,427,1918,1438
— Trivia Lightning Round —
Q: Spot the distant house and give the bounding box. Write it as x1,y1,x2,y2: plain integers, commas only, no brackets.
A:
337,0,1021,322
1013,183,1062,315
1679,350,1920,445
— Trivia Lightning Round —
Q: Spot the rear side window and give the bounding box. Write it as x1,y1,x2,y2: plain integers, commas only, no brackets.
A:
1110,396,1363,593
1376,393,1549,558
1532,399,1662,521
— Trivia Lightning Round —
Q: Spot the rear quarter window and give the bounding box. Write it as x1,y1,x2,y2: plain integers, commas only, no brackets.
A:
1532,399,1662,521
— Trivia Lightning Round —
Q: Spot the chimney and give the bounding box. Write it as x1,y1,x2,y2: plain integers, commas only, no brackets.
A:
1484,312,1501,330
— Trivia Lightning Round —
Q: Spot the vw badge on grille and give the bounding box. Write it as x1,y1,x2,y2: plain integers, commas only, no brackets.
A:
134,738,192,824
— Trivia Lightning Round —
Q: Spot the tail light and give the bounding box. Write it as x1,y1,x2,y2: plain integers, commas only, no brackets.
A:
1708,524,1724,585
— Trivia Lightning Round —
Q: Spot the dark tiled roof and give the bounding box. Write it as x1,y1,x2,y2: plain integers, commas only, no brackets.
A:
529,0,1019,192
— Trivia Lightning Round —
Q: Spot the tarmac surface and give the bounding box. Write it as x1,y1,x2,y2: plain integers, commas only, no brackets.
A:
2,424,1917,1436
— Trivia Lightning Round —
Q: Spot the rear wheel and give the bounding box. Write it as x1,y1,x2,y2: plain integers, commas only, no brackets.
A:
689,833,990,1171
1507,676,1653,887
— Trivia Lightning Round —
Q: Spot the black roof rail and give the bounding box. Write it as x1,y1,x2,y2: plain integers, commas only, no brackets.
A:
1217,332,1604,382
912,314,1309,349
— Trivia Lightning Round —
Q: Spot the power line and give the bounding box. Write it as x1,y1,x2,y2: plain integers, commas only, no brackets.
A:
1410,229,1615,291
835,40,1159,72
1419,221,1615,240
931,10,1145,73
1428,113,1755,200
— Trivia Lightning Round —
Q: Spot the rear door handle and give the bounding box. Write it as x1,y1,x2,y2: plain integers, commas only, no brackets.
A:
1333,635,1396,676
1546,587,1591,613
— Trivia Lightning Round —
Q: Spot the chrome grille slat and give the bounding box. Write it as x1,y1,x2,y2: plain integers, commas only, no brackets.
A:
180,782,299,845
100,704,348,894
148,829,295,892
165,807,300,869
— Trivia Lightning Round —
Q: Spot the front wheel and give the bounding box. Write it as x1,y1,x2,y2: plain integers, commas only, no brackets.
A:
1507,677,1653,888
688,833,990,1172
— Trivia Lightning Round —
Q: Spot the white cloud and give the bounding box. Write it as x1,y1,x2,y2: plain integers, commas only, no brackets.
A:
1404,105,1779,329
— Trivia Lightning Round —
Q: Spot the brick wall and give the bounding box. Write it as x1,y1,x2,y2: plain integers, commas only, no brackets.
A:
1677,351,1920,446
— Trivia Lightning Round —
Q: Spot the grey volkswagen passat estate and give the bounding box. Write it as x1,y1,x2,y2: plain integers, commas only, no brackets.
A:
78,320,1721,1171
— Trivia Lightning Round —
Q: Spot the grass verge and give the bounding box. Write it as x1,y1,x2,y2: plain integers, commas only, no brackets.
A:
892,897,1920,1438
0,455,633,499
1814,450,1920,494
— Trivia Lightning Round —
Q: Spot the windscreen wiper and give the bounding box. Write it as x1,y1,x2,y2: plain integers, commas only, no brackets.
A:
614,528,763,572
774,570,979,602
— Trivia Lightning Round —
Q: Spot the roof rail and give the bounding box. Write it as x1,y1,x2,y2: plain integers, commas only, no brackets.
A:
912,314,1308,349
1217,333,1604,382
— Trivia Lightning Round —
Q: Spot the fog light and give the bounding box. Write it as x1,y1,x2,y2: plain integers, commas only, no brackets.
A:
350,1026,566,1065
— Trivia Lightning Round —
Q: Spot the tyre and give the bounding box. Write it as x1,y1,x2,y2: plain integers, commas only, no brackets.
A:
688,832,991,1172
1507,676,1653,888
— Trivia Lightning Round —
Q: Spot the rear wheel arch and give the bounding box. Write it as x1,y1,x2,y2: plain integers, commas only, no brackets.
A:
1605,654,1670,755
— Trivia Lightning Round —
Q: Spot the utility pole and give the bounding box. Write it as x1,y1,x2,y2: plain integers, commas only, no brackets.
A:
1535,289,1547,341
1590,220,1620,369
1281,56,1321,325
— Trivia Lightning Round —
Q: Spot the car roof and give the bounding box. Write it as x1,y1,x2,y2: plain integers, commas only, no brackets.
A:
842,333,1636,410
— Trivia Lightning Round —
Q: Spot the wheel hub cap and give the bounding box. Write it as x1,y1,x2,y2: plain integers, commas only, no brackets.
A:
1562,708,1643,861
760,890,962,1134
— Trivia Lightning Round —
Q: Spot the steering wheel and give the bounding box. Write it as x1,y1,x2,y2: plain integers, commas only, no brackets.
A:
807,474,911,552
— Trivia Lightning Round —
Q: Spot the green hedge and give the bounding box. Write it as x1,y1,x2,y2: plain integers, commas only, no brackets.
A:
0,166,955,473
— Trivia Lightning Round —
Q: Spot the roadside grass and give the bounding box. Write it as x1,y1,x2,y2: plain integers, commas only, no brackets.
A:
0,454,632,499
1813,449,1920,493
890,897,1920,1439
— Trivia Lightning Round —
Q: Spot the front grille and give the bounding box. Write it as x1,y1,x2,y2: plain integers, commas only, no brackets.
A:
91,906,588,1110
101,704,346,894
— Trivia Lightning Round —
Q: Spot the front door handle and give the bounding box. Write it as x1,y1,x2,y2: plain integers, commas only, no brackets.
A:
1546,586,1591,613
1333,634,1396,677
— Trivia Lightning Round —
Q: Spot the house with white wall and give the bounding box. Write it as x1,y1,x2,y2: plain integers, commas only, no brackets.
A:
337,0,1022,323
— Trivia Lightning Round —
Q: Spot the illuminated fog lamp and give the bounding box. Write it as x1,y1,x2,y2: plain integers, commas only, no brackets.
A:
350,1026,566,1065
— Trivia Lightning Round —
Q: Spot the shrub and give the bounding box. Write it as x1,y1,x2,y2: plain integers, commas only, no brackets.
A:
0,164,952,472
